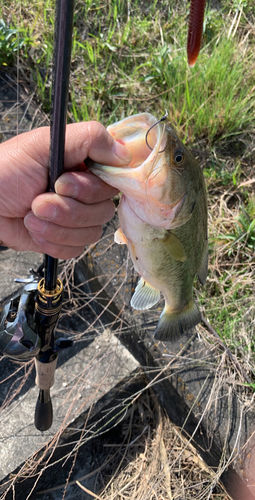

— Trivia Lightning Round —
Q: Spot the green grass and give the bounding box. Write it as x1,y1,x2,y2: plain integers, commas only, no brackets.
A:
217,203,255,255
0,0,255,366
1,1,255,141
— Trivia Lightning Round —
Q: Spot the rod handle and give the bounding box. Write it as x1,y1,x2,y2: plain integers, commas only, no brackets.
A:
34,389,53,431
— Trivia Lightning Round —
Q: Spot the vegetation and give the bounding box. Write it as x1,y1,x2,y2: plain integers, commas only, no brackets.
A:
0,2,255,498
0,0,254,363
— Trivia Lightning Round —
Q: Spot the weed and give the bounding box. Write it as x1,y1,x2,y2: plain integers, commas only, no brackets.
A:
0,18,29,65
2,0,255,147
218,204,255,255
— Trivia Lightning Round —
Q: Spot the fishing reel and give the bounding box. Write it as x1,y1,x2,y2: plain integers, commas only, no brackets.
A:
0,271,41,361
0,267,73,362
0,267,74,431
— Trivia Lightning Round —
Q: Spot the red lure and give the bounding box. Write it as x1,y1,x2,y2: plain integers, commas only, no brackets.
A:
187,0,206,66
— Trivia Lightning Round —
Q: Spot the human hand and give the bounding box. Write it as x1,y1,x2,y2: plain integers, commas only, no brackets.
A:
0,122,132,259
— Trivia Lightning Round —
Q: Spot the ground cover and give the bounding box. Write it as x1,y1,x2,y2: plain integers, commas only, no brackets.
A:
1,0,254,356
0,1,255,498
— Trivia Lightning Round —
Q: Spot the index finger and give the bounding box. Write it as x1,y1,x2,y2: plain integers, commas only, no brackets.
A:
55,170,119,204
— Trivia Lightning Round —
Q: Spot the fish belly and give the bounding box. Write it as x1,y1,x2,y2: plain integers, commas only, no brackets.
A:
118,195,203,340
118,196,192,308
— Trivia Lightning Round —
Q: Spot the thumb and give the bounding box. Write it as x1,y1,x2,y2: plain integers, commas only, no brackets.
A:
63,121,133,169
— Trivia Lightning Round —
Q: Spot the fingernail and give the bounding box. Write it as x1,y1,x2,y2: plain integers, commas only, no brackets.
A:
113,140,133,163
33,201,57,220
24,214,48,234
55,179,77,198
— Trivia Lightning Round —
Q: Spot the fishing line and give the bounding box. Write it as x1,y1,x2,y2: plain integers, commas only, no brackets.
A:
144,111,169,220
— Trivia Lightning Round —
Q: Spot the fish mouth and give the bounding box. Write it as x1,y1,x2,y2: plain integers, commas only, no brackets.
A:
86,113,166,182
107,112,167,170
87,112,190,226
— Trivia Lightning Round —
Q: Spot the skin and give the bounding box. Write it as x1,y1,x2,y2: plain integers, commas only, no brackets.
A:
0,122,132,259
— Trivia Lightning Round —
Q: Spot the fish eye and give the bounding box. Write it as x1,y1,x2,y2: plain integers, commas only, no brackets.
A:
174,151,184,164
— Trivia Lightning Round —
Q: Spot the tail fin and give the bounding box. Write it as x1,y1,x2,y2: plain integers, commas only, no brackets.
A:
154,300,201,341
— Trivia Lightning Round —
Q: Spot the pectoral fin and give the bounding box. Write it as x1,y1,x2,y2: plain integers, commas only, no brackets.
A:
161,232,186,262
114,227,127,245
131,278,161,310
197,240,208,285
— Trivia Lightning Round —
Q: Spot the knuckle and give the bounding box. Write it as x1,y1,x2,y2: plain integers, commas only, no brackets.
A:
88,121,113,151
88,120,102,136
71,210,84,226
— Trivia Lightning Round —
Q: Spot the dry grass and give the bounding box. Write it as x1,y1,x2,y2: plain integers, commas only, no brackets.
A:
198,149,255,365
89,393,230,500
30,387,231,500
0,246,254,498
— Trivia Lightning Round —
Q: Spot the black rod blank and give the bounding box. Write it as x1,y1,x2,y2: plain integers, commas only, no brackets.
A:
45,0,75,291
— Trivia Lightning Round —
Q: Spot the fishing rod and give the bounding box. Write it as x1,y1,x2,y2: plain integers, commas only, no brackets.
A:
0,0,75,431
0,0,206,432
34,0,75,432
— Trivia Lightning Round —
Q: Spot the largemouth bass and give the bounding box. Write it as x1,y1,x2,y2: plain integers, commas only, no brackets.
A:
87,113,208,340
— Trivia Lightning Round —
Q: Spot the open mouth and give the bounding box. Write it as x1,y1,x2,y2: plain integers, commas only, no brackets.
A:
85,113,169,207
107,113,167,170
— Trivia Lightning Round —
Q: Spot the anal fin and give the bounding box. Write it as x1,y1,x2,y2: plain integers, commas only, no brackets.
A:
131,278,160,311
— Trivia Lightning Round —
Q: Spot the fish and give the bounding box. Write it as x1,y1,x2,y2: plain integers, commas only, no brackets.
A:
86,113,208,341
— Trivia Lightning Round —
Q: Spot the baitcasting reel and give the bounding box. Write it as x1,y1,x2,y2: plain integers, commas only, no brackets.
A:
0,268,73,431
0,271,41,361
